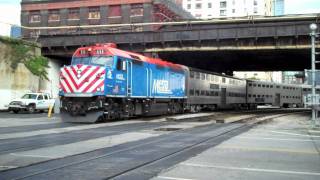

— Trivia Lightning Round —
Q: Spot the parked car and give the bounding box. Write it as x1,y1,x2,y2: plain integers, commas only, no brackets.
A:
8,93,55,113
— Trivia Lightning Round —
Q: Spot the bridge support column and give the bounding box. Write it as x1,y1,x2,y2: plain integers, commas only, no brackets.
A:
39,58,63,99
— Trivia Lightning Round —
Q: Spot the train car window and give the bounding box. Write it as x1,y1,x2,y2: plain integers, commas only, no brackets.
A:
211,75,215,82
195,72,200,79
286,96,289,98
190,71,195,78
189,89,194,96
257,95,261,98
117,59,127,71
270,85,273,88
201,73,205,80
210,91,214,96
262,85,265,88
210,84,219,89
215,92,219,96
248,94,251,97
206,91,210,96
195,90,200,96
253,94,256,97
253,84,256,87
201,90,205,96
222,78,226,83
206,74,210,81
266,85,269,88
258,84,261,87
249,83,252,87
276,85,280,88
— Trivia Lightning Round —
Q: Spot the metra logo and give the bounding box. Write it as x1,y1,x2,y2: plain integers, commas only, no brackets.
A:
116,74,125,80
152,80,172,94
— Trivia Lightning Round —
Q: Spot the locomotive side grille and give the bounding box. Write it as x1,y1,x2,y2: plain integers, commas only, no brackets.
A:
60,65,105,94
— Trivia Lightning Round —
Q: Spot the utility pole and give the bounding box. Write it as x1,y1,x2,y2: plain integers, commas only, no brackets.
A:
310,23,318,127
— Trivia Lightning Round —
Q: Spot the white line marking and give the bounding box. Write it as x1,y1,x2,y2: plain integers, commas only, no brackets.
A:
181,163,320,176
215,145,318,154
10,153,54,159
259,130,320,138
0,166,18,169
157,176,195,180
236,136,320,142
0,120,146,140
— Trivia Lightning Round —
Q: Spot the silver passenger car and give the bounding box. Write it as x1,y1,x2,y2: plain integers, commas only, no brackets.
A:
186,68,247,111
247,80,302,108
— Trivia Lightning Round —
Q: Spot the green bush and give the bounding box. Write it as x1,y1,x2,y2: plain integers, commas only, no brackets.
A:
0,36,49,80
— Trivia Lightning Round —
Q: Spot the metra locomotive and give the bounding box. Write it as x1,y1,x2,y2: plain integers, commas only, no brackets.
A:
59,43,303,123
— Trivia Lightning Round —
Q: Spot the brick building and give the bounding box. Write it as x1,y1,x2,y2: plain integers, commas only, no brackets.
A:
21,0,193,38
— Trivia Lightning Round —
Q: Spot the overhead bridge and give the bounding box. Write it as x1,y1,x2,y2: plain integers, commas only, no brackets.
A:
38,15,320,72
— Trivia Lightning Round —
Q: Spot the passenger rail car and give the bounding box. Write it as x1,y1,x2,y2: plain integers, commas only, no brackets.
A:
187,68,247,111
59,43,306,123
247,80,302,108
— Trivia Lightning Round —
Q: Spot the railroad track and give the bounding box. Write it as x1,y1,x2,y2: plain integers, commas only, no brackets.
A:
0,110,308,180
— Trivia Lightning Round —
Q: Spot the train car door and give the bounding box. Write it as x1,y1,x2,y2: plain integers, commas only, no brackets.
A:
275,93,280,106
126,61,132,97
220,88,227,106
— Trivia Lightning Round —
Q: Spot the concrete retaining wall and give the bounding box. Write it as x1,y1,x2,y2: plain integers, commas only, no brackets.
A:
0,40,61,110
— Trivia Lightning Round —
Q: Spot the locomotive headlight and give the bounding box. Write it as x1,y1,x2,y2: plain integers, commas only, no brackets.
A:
77,74,81,78
97,88,101,92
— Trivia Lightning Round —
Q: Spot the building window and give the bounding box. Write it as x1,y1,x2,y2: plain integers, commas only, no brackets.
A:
208,3,212,8
220,10,226,16
254,0,258,6
232,9,235,13
187,4,191,9
108,5,121,17
220,1,227,8
88,7,100,19
254,7,258,14
131,4,143,16
195,3,202,9
29,11,41,23
48,9,60,22
68,8,80,20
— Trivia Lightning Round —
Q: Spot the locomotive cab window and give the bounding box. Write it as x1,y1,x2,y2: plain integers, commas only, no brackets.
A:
71,56,114,67
117,59,127,71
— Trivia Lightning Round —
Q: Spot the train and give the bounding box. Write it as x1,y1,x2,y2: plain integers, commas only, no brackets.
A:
59,43,304,123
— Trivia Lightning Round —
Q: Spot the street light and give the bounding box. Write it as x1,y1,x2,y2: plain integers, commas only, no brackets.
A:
310,23,318,127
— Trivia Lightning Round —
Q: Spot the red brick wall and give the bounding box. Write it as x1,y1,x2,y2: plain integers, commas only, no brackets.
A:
22,0,152,11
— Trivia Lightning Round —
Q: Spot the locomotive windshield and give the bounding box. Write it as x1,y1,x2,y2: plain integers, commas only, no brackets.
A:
71,56,114,67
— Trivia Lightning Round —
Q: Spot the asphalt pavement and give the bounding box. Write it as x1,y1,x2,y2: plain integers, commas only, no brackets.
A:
153,113,320,180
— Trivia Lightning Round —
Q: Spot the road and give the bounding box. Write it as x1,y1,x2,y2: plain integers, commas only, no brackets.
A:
0,110,317,180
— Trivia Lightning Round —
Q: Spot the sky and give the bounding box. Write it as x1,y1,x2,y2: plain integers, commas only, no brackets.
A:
0,0,320,36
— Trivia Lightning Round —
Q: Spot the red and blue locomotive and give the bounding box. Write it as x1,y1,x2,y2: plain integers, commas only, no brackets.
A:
59,43,187,122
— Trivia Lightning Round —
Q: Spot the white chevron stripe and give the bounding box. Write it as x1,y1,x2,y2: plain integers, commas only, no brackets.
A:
78,68,105,92
60,80,71,93
87,78,105,93
61,68,77,92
